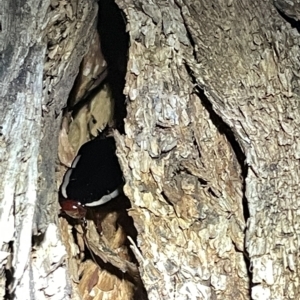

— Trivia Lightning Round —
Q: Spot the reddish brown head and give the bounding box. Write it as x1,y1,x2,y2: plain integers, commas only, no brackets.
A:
59,199,87,219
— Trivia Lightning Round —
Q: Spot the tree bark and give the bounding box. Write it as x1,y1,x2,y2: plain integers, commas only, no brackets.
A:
1,0,300,299
115,0,300,299
0,0,97,299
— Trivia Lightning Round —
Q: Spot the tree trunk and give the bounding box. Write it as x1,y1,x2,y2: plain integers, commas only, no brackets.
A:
116,0,300,299
0,0,97,299
1,0,300,299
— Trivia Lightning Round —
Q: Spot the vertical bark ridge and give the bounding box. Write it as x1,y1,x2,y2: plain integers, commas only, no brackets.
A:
179,0,300,298
115,0,248,298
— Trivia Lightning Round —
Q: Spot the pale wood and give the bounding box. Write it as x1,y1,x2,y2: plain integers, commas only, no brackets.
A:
1,0,300,299
0,0,97,298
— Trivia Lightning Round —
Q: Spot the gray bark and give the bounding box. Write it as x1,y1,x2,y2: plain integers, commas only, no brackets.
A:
1,0,300,299
0,0,97,298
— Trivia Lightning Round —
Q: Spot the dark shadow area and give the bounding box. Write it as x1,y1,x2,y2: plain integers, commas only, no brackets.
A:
98,0,129,134
195,85,253,292
65,0,128,133
4,242,14,300
184,64,249,219
58,2,147,298
274,5,300,32
55,0,149,297
183,63,252,295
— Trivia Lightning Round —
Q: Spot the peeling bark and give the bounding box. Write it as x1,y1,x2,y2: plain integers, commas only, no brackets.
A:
115,0,300,299
178,1,300,298
0,0,97,298
1,0,300,299
115,1,247,299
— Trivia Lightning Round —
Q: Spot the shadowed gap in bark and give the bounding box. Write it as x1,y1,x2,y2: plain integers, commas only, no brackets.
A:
98,0,128,134
4,242,14,300
184,63,252,292
276,9,300,31
273,1,300,32
58,1,149,298
179,7,254,292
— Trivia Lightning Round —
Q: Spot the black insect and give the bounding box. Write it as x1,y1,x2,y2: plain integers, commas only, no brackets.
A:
59,136,123,219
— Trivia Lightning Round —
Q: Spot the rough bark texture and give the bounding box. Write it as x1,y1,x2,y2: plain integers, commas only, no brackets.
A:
0,0,97,299
115,0,247,299
1,0,300,299
180,1,300,299
115,0,300,299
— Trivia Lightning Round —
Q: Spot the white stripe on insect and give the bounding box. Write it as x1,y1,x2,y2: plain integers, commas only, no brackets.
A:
85,186,122,207
61,168,73,198
71,155,81,168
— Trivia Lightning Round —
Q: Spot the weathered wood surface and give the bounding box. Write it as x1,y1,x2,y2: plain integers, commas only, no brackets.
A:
180,1,300,298
115,0,300,299
0,0,97,299
1,0,300,299
115,0,246,299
